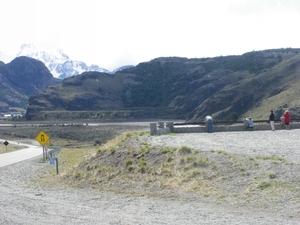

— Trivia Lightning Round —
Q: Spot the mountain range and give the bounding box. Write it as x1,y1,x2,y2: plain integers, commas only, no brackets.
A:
16,44,110,79
0,44,134,79
23,48,300,122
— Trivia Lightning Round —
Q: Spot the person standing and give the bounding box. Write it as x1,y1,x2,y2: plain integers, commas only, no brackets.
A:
205,115,213,133
246,117,254,131
269,110,275,131
282,109,290,130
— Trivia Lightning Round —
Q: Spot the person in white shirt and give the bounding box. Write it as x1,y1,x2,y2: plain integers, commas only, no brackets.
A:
246,117,254,131
205,116,213,133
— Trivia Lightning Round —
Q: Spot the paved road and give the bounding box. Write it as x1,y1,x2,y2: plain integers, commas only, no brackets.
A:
0,139,42,168
0,120,155,168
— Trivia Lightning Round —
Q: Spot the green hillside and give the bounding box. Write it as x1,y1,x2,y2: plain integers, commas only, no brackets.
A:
25,48,300,121
0,56,60,111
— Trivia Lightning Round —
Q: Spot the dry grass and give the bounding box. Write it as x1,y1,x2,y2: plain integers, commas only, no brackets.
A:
33,131,300,210
36,145,98,186
0,142,26,154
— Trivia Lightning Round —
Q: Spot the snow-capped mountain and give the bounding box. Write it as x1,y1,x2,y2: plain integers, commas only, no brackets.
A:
16,44,110,79
112,65,135,73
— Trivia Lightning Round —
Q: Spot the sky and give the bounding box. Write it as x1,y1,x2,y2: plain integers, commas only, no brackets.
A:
1,0,300,71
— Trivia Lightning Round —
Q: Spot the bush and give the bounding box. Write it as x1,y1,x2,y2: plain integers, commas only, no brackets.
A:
178,146,192,155
125,158,133,167
257,181,271,190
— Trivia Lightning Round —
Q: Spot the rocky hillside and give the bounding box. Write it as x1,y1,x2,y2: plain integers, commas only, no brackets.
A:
0,56,60,111
25,48,300,121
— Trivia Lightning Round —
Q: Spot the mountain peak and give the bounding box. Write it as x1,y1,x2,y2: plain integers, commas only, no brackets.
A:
15,43,109,78
17,44,69,61
56,49,69,59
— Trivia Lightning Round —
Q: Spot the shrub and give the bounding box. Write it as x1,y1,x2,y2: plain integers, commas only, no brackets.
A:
194,157,209,167
139,158,146,167
268,172,277,179
110,147,116,154
138,157,147,173
125,132,134,139
257,181,271,190
139,131,148,136
167,156,173,162
127,165,134,172
160,146,176,154
125,158,133,167
178,146,192,155
94,138,102,145
190,169,201,177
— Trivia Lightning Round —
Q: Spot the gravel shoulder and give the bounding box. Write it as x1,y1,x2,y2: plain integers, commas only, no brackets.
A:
1,128,300,224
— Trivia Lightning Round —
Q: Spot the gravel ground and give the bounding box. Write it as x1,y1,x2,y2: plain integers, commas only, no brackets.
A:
1,128,300,224
146,129,300,164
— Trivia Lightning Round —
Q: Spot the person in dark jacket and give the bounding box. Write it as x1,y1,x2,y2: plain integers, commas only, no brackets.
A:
269,110,275,131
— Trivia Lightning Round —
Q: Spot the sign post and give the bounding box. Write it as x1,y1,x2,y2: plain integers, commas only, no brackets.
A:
3,140,9,152
45,146,48,159
50,157,59,174
35,131,50,161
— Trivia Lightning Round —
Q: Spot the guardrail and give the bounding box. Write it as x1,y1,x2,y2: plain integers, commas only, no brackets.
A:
173,119,300,126
151,119,300,135
46,146,61,159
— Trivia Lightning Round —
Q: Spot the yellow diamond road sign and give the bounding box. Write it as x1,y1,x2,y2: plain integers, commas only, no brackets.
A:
36,131,50,146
